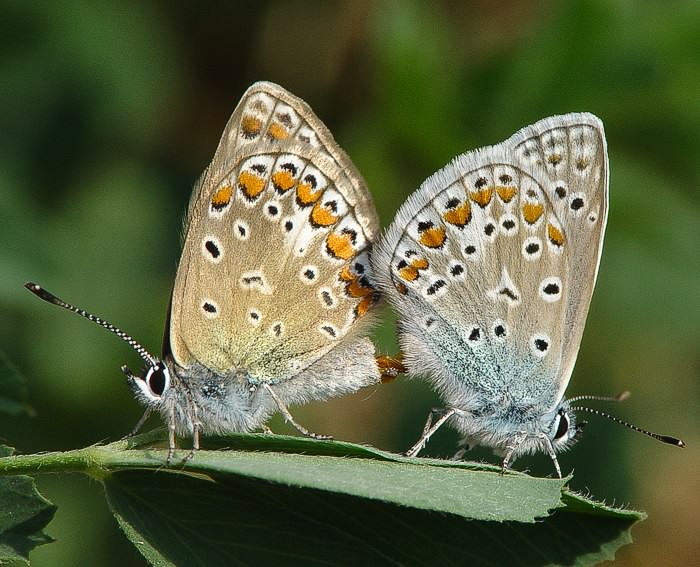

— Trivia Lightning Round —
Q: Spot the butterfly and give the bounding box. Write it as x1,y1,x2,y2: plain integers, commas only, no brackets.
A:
372,114,610,476
27,81,383,461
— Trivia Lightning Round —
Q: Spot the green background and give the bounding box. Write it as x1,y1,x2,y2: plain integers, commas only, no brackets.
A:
1,1,698,565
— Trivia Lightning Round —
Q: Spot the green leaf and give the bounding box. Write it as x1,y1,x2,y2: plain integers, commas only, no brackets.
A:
0,433,643,565
0,352,34,417
0,446,56,564
104,468,640,566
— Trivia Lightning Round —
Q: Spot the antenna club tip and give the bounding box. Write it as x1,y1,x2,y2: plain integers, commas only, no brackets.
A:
24,281,58,303
617,390,631,401
659,435,685,448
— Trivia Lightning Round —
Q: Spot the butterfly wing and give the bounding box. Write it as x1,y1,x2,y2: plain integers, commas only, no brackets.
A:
373,114,607,415
170,82,380,386
506,114,608,404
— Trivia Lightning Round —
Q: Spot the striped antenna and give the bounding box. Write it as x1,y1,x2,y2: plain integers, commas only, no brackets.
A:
25,282,157,366
568,391,631,404
571,403,685,448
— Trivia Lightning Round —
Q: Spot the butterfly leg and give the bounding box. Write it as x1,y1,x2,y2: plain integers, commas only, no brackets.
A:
264,384,333,440
451,440,471,461
501,431,528,474
182,405,201,464
166,410,178,465
405,407,457,457
124,407,152,438
540,434,562,478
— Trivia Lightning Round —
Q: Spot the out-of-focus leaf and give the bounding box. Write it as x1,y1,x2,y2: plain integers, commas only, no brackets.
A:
0,446,56,564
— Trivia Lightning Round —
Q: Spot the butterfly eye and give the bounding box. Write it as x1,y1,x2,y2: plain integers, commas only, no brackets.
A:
145,363,170,398
554,410,570,440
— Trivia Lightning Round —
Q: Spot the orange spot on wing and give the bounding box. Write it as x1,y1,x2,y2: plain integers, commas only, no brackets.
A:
547,223,565,246
419,226,447,249
310,201,340,227
398,267,419,281
355,295,374,318
496,185,517,203
522,202,544,224
339,265,354,282
469,187,493,208
397,258,429,282
272,170,295,193
238,171,266,200
338,263,377,318
267,122,290,141
547,154,562,165
396,282,408,295
347,278,372,298
241,115,262,139
296,182,323,206
211,185,233,209
326,232,355,260
443,202,471,227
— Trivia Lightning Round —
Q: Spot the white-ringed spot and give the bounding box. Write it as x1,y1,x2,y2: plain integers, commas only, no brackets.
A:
281,217,295,234
467,326,482,343
491,320,508,341
568,192,586,217
319,323,339,339
201,299,219,319
448,260,466,280
269,321,284,338
530,333,551,358
239,271,272,295
499,213,518,236
587,206,600,226
263,200,282,221
300,265,319,284
247,308,262,326
318,287,337,309
233,219,250,241
553,181,568,200
539,277,562,303
522,236,542,261
463,243,480,261
422,277,449,299
202,236,224,263
296,126,319,147
483,217,498,242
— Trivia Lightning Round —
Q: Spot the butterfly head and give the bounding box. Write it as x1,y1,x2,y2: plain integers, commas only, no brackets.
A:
547,401,584,452
123,360,173,408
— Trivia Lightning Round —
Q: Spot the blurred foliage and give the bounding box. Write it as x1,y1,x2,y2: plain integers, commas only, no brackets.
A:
0,1,698,565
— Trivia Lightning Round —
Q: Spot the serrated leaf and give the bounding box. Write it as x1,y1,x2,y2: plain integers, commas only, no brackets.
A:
0,434,644,566
106,439,565,523
104,468,641,567
0,447,56,564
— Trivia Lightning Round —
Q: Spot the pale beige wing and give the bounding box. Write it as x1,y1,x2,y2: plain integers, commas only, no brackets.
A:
169,82,379,383
507,114,608,404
